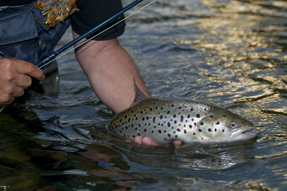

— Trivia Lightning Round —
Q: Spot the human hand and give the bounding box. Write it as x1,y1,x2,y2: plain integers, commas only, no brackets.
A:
133,136,183,146
0,57,45,105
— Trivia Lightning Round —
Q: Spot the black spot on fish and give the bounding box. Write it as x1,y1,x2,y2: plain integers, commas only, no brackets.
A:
131,124,134,127
222,129,225,132
156,107,158,110
128,118,131,122
154,126,156,128
184,130,187,134
150,108,152,111
189,125,192,129
173,131,176,134
164,138,167,140
136,117,138,120
152,130,154,133
124,134,126,137
171,104,174,107
144,129,147,132
133,135,135,138
135,128,138,130
167,122,171,127
139,124,141,127
146,116,149,120
196,114,200,118
200,122,204,126
216,121,220,125
178,106,181,109
175,135,178,138
170,119,173,121
167,111,170,114
161,107,164,110
138,133,141,136
125,126,128,129
158,123,160,126
187,114,190,118
145,123,147,126
223,115,226,117
174,120,177,124
140,111,143,114
125,115,127,119
191,108,194,112
198,129,202,132
164,130,166,133
194,122,197,126
193,132,196,135
215,128,217,132
158,130,162,134
142,117,145,121
173,114,176,118
181,116,184,122
153,117,156,123
208,128,212,132
120,119,122,122
148,123,151,126
172,126,174,129
168,134,171,137
160,115,163,119
210,115,213,118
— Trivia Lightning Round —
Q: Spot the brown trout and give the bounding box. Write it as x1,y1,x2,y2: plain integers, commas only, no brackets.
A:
107,84,256,144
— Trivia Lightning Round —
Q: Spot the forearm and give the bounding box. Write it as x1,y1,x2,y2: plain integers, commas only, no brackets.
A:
73,31,151,113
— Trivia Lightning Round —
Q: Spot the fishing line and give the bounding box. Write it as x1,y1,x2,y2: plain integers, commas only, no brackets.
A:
0,0,156,113
39,0,157,69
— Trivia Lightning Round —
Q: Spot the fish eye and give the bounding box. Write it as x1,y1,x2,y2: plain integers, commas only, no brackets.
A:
229,121,238,128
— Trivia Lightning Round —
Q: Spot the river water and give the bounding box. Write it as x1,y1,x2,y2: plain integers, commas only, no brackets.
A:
1,0,287,190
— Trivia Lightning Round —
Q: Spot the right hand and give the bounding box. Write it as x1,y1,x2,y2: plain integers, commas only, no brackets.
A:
0,57,45,105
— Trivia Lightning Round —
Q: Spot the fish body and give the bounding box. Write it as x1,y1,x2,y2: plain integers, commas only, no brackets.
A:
108,97,256,144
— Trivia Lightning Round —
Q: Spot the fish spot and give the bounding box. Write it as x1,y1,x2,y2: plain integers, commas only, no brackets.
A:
156,107,158,110
193,132,196,135
142,117,145,121
150,108,153,111
161,107,164,110
210,115,213,118
125,126,128,129
216,121,220,125
136,117,138,120
191,108,194,112
208,128,212,132
138,124,141,127
153,117,156,123
144,129,147,132
135,128,138,130
173,131,176,134
152,130,154,133
161,123,163,126
200,122,204,126
168,134,171,137
174,120,177,124
128,118,131,122
164,138,167,140
158,130,162,134
125,115,127,119
146,116,149,120
158,123,160,126
198,129,202,132
164,130,166,133
160,115,163,119
154,126,156,128
178,106,182,109
177,128,181,132
133,135,135,138
187,114,190,118
196,114,200,118
124,134,126,137
171,104,174,107
173,114,176,118
170,119,173,121
223,115,226,117
138,133,141,136
214,128,217,132
222,129,225,133
172,126,174,129
145,123,147,126
184,130,187,134
167,122,171,127
120,119,122,122
140,111,143,114
181,116,184,122
175,135,178,138
167,111,171,114
148,123,151,126
194,122,197,126
189,125,192,129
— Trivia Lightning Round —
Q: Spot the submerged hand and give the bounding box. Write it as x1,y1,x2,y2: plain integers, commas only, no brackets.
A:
133,136,183,146
0,57,45,105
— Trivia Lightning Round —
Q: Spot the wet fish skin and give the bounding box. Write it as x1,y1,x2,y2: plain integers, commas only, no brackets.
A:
108,98,256,144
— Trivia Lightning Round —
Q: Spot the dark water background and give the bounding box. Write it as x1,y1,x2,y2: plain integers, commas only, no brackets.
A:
1,0,287,190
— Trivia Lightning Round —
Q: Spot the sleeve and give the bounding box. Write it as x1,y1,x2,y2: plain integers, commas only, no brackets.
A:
70,0,126,41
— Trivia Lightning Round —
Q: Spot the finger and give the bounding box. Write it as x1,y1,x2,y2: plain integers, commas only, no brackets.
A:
15,74,32,88
142,137,160,146
0,93,14,104
134,136,143,145
172,139,183,146
12,86,25,97
14,60,45,81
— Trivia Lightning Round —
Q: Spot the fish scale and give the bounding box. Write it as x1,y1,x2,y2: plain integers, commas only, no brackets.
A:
108,97,256,144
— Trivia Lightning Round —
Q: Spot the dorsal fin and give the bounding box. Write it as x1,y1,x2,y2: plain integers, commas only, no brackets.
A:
133,78,147,103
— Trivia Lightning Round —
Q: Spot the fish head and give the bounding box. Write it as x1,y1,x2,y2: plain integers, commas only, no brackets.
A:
196,108,256,143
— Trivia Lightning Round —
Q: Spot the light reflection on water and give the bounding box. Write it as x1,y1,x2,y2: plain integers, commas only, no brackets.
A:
0,0,287,190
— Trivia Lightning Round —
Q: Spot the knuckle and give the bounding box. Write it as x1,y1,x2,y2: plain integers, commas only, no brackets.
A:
2,71,15,81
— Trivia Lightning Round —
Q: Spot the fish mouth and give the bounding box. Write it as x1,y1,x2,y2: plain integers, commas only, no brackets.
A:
230,127,257,141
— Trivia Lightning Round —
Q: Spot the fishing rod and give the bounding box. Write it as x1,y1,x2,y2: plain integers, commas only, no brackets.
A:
0,0,156,112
